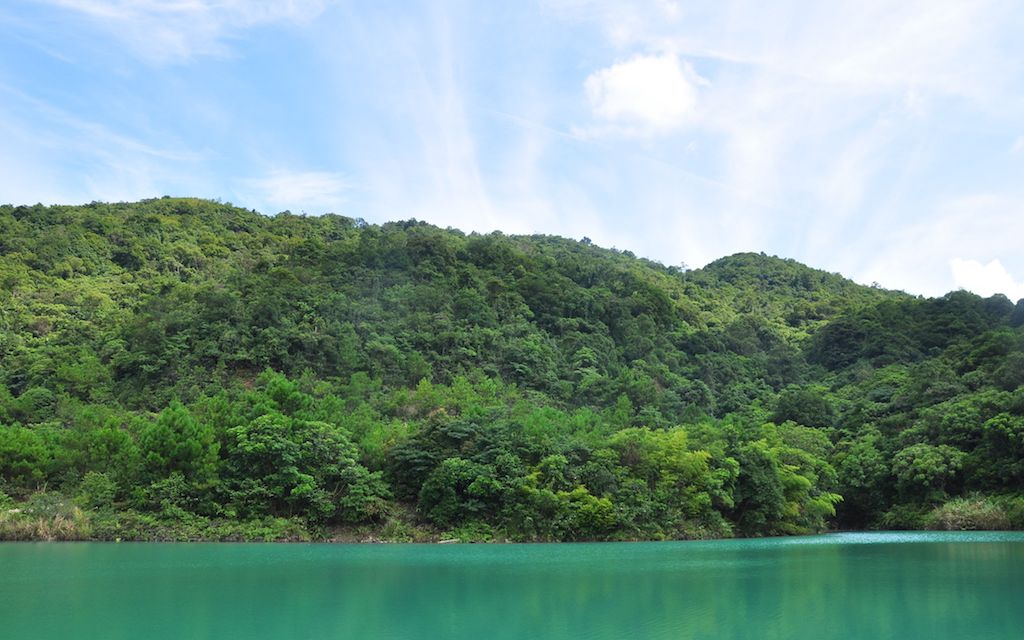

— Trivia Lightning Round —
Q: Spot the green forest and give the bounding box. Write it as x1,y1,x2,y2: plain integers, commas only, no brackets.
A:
2,197,1023,541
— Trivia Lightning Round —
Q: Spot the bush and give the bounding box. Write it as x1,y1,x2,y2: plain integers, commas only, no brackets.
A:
76,471,117,510
140,473,204,513
994,495,1024,529
879,504,929,530
88,509,311,542
927,496,1011,531
0,492,92,541
378,517,420,543
444,521,498,543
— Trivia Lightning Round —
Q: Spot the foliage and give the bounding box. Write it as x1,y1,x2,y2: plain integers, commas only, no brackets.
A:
892,444,965,504
75,471,117,510
926,496,1011,531
0,199,1022,539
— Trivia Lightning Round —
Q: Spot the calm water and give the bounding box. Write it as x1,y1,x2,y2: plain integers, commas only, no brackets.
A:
1,532,1023,639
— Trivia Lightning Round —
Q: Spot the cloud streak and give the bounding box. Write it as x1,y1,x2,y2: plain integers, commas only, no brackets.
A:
854,194,1024,298
241,170,350,214
40,0,330,63
547,0,1024,298
2,1,1023,300
0,82,206,204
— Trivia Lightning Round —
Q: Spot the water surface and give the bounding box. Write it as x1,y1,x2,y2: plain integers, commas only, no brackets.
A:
2,532,1022,639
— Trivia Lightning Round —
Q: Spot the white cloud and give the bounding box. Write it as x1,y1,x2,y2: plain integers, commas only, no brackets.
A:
8,0,1024,307
550,0,1024,292
242,170,350,213
42,0,329,63
851,194,1024,297
583,53,704,134
558,0,1014,99
951,258,1024,301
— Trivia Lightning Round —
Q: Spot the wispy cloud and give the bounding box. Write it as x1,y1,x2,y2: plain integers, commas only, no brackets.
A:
547,0,1024,287
0,82,206,204
854,194,1024,297
241,170,350,214
3,1,1023,299
551,0,1015,98
309,4,504,232
39,0,330,63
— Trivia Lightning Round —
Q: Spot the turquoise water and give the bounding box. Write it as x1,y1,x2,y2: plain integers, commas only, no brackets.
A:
1,532,1023,639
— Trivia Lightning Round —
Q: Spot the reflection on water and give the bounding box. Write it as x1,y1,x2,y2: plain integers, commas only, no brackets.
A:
1,532,1022,640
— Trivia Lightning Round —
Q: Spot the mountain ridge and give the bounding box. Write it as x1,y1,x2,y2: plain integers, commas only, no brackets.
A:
1,198,1022,541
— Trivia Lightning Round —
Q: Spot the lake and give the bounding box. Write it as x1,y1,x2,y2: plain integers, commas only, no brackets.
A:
1,532,1022,639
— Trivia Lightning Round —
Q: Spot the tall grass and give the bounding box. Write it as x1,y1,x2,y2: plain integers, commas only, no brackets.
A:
0,506,93,541
926,496,1012,531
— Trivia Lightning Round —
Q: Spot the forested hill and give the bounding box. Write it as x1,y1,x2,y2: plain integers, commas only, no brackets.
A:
2,198,1023,542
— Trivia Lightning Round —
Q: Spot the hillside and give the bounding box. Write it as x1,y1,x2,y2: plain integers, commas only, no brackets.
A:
1,198,1022,541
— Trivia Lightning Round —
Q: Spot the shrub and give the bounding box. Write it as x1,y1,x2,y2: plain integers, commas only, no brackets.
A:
879,504,929,530
926,496,1011,531
0,493,92,541
994,495,1024,529
76,471,117,510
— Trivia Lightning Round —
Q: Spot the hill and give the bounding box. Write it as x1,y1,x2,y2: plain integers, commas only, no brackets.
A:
1,198,1022,541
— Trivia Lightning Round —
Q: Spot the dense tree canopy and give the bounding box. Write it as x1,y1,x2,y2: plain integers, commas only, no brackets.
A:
1,198,1022,540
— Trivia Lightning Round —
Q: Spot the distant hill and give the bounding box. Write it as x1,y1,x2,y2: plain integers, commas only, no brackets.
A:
1,198,1022,541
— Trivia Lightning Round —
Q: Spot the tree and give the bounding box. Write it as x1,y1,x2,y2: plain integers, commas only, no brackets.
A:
834,429,889,526
892,443,965,504
138,401,218,487
731,440,785,535
771,386,835,429
417,457,496,527
224,413,388,523
0,425,50,492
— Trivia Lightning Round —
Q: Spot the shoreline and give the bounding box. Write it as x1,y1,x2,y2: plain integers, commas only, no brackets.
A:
4,531,1024,544
0,504,818,543
4,509,1015,544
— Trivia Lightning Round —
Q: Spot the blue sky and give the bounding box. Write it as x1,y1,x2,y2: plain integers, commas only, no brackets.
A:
2,1,1023,300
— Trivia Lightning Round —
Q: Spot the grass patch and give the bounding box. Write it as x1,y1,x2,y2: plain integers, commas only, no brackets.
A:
926,495,1012,531
0,493,92,541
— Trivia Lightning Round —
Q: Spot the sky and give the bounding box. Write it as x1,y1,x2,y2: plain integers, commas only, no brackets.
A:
2,1,1023,300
